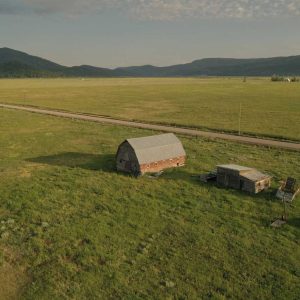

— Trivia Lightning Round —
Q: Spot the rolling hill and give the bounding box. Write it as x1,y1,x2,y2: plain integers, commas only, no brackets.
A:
0,47,300,77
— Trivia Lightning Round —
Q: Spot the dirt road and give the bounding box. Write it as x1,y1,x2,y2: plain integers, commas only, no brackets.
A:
1,103,299,151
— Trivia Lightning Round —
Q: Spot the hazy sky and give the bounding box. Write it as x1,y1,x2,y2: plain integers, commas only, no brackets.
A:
1,0,299,68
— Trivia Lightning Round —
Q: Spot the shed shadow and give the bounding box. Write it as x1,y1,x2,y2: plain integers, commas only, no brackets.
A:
288,218,300,229
26,152,116,172
161,168,276,201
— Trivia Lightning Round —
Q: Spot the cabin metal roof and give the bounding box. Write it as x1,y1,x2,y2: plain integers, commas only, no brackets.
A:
217,164,271,182
126,133,186,164
217,164,253,172
240,170,271,182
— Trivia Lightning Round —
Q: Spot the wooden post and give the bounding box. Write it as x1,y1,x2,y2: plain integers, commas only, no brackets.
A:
238,103,242,136
282,192,287,221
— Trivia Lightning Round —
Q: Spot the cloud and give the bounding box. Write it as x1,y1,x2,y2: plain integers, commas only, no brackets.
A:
128,0,300,20
0,1,27,14
0,0,110,15
1,0,300,20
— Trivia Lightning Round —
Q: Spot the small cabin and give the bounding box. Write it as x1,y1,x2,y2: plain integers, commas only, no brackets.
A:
217,164,271,194
116,133,186,176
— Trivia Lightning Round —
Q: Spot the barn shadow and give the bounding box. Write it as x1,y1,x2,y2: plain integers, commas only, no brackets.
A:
26,152,116,172
160,168,207,186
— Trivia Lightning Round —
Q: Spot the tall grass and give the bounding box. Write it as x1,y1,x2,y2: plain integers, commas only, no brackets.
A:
0,77,299,141
0,109,299,299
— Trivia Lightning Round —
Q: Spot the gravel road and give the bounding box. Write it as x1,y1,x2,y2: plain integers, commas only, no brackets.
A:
1,103,299,151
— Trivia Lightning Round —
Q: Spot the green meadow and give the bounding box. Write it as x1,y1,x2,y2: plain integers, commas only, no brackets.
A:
0,77,299,141
0,108,299,299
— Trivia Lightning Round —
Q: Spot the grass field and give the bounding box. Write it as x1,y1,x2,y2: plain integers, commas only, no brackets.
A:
0,78,299,141
0,108,299,299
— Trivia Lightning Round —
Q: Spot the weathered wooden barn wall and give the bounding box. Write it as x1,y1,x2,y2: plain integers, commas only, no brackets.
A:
140,156,185,174
116,142,139,173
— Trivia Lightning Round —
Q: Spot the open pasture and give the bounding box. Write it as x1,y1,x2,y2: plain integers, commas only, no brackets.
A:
0,108,299,299
0,77,299,141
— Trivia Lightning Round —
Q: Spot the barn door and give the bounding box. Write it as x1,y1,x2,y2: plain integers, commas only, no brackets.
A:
125,161,132,171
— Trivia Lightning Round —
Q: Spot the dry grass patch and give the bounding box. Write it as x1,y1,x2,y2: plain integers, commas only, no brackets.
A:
0,247,29,300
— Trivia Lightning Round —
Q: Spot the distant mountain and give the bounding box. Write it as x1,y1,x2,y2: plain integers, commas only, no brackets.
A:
0,48,65,74
116,57,300,76
1,47,300,78
0,48,113,77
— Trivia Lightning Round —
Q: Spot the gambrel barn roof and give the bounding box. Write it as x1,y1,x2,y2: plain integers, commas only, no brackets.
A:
124,133,186,165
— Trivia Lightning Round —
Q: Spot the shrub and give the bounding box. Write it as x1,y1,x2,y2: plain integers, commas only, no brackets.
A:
271,75,284,81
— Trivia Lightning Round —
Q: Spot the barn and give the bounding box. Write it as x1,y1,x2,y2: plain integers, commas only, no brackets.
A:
216,164,271,194
116,133,186,175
